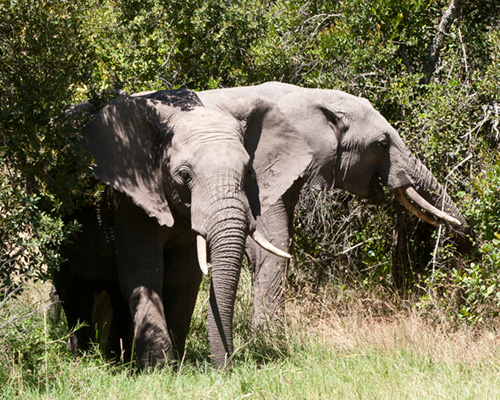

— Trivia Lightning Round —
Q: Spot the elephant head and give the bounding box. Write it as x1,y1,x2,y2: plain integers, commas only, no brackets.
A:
80,89,312,368
276,88,465,227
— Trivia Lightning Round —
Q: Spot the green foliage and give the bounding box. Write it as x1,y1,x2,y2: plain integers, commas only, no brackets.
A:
0,283,73,392
0,169,77,287
438,157,500,324
468,158,500,242
1,0,96,173
450,257,500,323
311,0,442,90
90,0,269,91
0,0,107,284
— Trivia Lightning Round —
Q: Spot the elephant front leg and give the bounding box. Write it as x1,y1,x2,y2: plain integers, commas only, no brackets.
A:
118,251,174,368
103,283,133,361
162,235,203,359
247,184,300,330
127,285,173,367
113,191,174,368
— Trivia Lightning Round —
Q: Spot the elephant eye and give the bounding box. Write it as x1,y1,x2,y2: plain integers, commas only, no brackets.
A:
178,168,191,183
377,138,389,149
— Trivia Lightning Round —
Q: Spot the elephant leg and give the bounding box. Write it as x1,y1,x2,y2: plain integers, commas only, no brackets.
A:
162,234,203,359
113,192,173,368
89,283,133,361
248,180,302,330
247,218,290,330
104,283,133,361
91,289,113,350
52,266,94,353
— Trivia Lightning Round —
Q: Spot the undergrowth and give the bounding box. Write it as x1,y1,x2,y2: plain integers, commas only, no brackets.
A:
1,272,499,399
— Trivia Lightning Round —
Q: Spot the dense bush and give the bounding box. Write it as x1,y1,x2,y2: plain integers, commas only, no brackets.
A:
0,0,99,287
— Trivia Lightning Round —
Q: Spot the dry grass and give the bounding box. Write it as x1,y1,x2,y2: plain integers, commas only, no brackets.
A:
314,312,499,365
284,283,500,369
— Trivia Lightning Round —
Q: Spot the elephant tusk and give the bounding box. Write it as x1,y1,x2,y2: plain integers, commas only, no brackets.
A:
197,235,210,275
250,230,292,259
392,186,461,226
403,186,462,226
393,187,440,227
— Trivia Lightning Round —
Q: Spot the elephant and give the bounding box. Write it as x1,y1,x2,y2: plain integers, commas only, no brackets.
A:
197,82,468,329
53,88,313,369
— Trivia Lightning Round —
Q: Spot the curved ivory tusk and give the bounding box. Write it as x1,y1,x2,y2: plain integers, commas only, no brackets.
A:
250,230,292,259
393,188,440,227
197,235,210,275
392,186,461,226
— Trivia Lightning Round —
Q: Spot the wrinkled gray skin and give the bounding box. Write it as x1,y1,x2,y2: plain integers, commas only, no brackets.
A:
54,88,312,369
198,82,468,329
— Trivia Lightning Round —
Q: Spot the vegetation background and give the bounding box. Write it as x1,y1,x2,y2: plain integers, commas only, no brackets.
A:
1,0,499,397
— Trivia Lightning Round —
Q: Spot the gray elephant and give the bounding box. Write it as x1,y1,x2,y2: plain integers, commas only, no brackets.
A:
53,88,312,369
197,82,468,328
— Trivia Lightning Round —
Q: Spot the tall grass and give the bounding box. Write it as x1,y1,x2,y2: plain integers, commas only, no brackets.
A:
1,273,499,399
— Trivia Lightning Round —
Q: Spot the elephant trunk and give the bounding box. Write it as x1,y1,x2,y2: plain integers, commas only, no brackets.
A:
203,199,248,369
393,154,471,253
191,172,291,368
407,155,465,224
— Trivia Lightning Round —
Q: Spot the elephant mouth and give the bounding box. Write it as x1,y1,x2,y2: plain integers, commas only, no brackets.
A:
368,174,386,203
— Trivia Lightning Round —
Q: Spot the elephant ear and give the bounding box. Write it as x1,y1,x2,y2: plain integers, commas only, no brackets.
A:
275,90,348,191
216,96,313,217
81,92,198,227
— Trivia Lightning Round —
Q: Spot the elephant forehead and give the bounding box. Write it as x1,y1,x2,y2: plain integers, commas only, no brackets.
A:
178,139,250,166
170,126,247,157
197,146,250,171
175,107,243,137
170,108,247,154
168,112,250,169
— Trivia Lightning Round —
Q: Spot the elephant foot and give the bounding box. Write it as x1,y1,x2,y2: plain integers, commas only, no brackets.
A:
128,286,175,369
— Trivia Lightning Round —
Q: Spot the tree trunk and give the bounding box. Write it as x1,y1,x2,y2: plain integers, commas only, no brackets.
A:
421,0,466,84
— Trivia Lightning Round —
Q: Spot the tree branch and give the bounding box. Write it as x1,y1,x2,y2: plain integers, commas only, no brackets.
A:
421,0,466,84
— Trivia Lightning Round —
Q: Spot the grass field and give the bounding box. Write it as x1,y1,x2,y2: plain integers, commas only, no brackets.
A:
2,275,500,399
